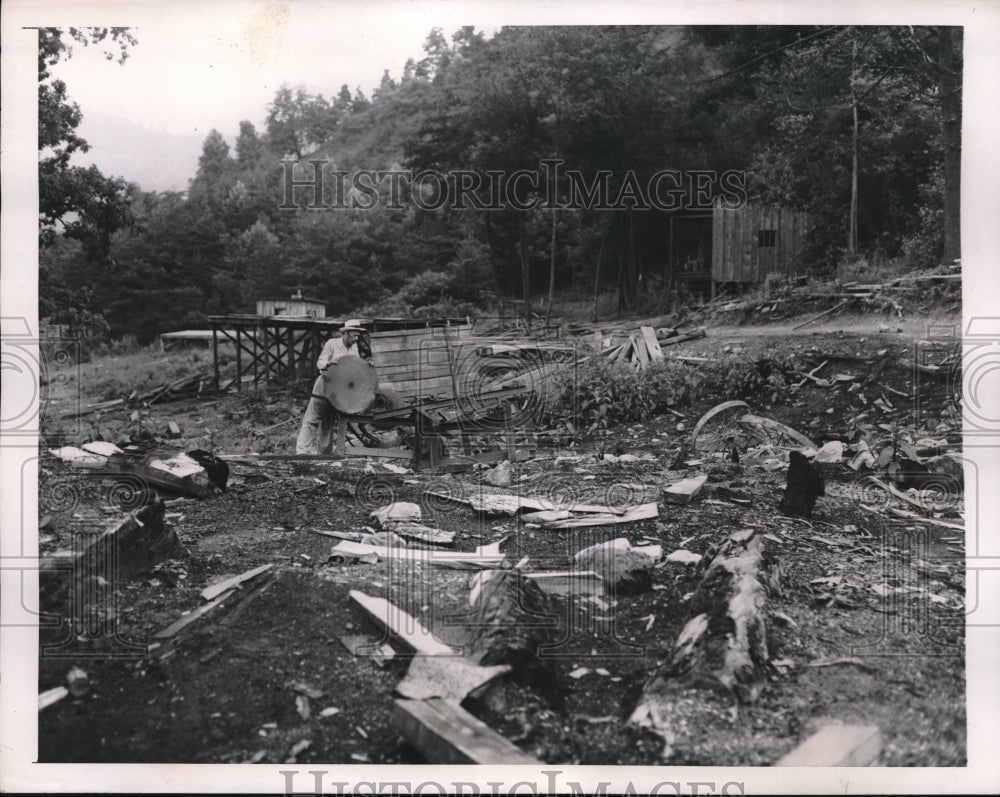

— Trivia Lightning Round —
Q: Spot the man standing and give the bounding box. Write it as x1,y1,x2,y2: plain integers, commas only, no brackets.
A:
296,320,372,454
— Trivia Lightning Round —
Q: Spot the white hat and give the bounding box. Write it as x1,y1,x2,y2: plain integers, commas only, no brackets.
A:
341,319,365,332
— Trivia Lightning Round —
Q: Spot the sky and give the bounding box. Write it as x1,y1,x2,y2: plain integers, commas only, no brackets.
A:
45,1,501,190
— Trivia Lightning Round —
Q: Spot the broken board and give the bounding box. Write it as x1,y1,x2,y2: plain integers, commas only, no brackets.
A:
392,697,540,764
201,563,274,601
776,724,882,766
662,474,707,505
536,502,659,529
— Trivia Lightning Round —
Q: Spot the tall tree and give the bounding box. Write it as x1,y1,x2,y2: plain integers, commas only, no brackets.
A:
38,27,136,262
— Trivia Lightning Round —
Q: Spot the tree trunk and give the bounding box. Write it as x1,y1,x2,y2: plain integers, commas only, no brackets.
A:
848,39,859,258
938,26,962,264
518,217,531,333
546,209,557,327
592,233,606,323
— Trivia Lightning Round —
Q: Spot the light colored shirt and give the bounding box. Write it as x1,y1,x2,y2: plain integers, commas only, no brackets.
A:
316,336,358,370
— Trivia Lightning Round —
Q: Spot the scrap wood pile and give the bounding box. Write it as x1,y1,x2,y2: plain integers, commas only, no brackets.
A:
60,371,219,418
692,265,961,327
564,314,708,371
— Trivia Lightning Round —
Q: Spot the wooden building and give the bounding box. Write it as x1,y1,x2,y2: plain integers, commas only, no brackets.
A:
711,200,810,285
255,292,327,318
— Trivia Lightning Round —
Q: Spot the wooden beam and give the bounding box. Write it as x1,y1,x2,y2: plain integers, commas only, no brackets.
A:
777,724,882,767
152,589,237,638
392,698,540,764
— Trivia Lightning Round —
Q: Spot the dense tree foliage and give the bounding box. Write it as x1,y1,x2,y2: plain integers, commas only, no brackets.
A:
41,25,961,343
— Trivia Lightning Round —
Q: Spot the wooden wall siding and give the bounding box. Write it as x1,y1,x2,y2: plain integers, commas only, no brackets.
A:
712,202,810,283
255,299,326,318
371,324,475,402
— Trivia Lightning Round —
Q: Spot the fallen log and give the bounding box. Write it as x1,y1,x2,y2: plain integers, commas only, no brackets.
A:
40,501,183,609
630,531,777,758
658,328,707,346
464,570,560,695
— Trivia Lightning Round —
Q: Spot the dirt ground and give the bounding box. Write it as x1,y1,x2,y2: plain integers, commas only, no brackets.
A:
36,314,966,766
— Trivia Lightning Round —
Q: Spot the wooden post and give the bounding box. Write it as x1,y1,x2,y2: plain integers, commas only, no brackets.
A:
286,327,294,380
335,415,348,457
412,409,424,472
252,324,259,386
504,400,515,463
212,327,220,389
235,328,243,393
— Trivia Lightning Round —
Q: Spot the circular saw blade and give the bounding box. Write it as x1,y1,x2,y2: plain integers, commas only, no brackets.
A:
321,354,378,414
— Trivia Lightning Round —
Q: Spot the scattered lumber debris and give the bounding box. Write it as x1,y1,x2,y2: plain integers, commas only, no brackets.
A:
391,698,540,764
778,451,826,518
349,590,454,656
201,563,274,601
529,502,658,529
50,443,229,498
631,531,777,757
424,489,627,517
662,474,707,505
776,723,882,767
596,324,705,369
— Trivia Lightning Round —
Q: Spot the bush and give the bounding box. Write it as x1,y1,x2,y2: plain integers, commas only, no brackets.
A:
542,349,804,437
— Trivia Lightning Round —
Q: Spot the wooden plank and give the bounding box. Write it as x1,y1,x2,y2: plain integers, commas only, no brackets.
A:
333,542,504,569
640,326,664,361
201,563,274,601
392,698,540,764
539,502,659,529
525,570,604,596
631,332,650,367
152,589,237,639
662,474,708,505
349,590,455,655
383,520,456,546
777,724,882,767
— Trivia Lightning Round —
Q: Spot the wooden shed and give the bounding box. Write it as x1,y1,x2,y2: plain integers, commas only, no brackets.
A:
255,293,326,318
711,200,810,284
